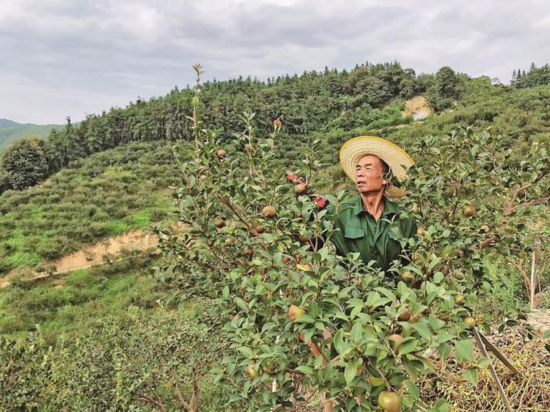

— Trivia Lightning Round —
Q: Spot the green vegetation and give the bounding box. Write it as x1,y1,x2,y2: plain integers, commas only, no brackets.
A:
0,118,63,153
152,70,547,409
0,62,448,193
512,62,550,88
0,62,548,410
0,141,179,274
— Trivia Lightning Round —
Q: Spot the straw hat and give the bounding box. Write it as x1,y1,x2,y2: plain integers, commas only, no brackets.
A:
339,135,415,199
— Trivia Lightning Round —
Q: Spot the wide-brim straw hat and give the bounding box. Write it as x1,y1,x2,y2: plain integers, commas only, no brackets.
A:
339,135,415,199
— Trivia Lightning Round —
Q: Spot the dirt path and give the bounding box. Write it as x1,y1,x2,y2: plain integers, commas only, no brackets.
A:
0,230,159,288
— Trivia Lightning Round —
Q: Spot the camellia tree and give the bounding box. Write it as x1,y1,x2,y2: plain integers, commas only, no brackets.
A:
152,66,544,411
150,66,549,411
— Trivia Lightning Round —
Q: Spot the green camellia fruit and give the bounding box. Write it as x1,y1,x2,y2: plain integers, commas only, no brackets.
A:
378,391,402,412
247,363,257,378
464,317,476,328
400,271,414,284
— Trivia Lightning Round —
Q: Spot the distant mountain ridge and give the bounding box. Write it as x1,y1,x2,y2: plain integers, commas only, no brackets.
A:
0,119,20,129
0,118,63,152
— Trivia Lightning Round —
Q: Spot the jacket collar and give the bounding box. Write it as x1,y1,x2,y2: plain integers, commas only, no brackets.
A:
353,195,399,218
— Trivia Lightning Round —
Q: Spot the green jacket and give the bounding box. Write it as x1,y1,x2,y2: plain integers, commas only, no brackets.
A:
329,196,417,271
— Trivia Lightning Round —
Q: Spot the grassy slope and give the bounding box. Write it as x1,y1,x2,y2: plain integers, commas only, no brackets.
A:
0,141,179,274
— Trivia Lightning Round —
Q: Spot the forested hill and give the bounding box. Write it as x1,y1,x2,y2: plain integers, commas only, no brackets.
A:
0,118,63,153
1,62,549,194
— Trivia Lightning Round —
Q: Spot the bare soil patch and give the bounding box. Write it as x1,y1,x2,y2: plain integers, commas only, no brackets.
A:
402,95,432,121
0,230,159,288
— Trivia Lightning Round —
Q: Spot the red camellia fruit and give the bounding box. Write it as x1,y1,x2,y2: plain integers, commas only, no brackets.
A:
314,195,328,209
286,171,298,182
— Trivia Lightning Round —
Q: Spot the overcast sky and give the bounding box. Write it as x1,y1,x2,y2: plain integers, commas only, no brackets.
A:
1,0,549,124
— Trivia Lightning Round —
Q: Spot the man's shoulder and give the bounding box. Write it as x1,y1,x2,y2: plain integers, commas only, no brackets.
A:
339,198,357,208
336,197,357,215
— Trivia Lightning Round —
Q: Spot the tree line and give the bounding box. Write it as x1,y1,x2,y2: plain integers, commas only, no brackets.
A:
0,62,466,193
512,62,550,89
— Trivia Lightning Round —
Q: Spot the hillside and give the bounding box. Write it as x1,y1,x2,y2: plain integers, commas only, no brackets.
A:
0,118,63,152
0,63,548,411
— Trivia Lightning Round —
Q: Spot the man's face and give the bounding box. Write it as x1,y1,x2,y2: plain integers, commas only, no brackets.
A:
354,154,386,194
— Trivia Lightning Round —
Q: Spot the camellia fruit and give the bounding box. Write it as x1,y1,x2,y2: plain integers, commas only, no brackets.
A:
262,205,277,218
389,334,403,348
416,227,426,237
465,317,476,328
216,149,227,159
398,309,412,321
454,294,464,304
314,195,328,209
400,271,414,284
377,391,402,412
247,363,257,378
294,183,308,195
214,218,225,229
288,305,305,322
254,224,265,234
244,144,253,154
463,205,476,217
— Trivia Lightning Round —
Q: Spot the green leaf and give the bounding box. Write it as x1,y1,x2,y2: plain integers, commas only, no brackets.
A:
429,399,450,412
296,314,315,324
412,322,432,341
437,331,454,344
463,367,478,385
403,358,425,378
399,339,418,355
478,357,492,368
351,323,363,344
344,358,363,385
403,379,419,400
429,317,445,331
375,287,397,302
437,343,452,360
295,365,314,375
455,339,474,363
233,297,248,313
237,346,253,357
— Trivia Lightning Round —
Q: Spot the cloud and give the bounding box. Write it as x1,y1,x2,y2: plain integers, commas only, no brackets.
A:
0,0,548,123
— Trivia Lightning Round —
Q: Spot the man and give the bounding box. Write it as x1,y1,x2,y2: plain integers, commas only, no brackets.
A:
311,136,417,411
329,135,418,271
